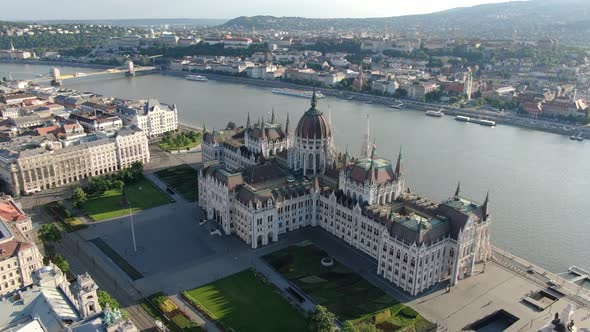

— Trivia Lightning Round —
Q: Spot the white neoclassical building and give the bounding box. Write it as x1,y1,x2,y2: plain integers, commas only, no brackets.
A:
198,95,492,296
0,126,150,196
116,99,178,137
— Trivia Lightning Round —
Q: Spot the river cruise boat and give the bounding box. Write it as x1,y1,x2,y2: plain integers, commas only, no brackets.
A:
471,118,496,127
425,109,444,117
186,74,208,82
271,88,325,99
455,115,471,122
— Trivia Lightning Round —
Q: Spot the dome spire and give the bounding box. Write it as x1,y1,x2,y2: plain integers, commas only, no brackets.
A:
271,107,276,123
305,88,322,115
246,112,251,128
285,112,290,136
454,181,461,199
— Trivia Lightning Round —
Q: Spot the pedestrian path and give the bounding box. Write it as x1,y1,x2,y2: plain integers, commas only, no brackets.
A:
169,294,222,332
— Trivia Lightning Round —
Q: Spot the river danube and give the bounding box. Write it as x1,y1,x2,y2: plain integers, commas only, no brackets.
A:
2,62,589,274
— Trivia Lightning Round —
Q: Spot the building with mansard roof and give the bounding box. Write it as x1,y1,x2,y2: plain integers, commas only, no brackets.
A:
199,91,492,295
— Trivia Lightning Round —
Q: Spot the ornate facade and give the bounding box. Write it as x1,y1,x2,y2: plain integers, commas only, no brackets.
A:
199,93,492,295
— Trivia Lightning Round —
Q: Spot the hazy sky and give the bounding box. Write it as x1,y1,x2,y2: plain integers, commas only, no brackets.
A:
0,0,519,21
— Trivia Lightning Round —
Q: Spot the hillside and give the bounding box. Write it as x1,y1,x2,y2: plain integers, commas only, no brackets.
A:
222,0,590,44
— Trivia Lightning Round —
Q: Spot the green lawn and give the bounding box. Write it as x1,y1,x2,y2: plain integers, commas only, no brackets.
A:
82,177,171,221
263,242,434,331
155,165,199,201
183,269,308,332
159,139,201,152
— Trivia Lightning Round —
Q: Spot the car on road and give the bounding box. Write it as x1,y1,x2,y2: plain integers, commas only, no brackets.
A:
547,279,559,287
527,268,535,274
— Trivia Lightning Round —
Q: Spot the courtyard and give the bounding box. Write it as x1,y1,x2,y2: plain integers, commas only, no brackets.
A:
183,269,308,332
81,176,172,221
263,242,434,330
155,164,199,202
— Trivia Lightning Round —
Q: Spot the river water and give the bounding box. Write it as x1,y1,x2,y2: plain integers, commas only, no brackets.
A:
2,62,589,274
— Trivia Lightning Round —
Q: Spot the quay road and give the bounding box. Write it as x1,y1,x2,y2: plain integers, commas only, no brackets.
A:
161,69,587,138
492,246,590,308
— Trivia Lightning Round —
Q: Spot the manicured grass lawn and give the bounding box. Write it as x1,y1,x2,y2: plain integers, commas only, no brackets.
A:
90,237,143,280
263,242,434,331
159,139,201,152
82,176,171,221
183,269,308,332
155,165,199,202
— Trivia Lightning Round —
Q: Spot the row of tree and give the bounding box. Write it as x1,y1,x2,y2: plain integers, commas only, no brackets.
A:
71,161,144,207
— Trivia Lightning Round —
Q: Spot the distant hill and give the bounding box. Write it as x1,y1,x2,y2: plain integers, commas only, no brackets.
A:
222,0,590,44
23,18,228,27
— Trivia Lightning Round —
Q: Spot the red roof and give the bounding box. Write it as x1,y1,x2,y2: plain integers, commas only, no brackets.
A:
0,199,28,223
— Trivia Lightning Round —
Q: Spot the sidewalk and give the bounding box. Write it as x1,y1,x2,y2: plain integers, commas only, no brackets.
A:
169,294,222,332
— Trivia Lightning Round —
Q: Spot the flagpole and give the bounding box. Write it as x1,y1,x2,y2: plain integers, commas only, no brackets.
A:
128,199,137,253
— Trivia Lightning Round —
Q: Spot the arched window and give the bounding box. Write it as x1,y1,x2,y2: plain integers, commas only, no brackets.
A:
316,153,320,170
308,153,314,170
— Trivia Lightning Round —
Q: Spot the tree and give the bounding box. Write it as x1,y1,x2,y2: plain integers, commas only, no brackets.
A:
53,254,69,273
97,290,121,309
113,180,125,191
309,305,335,332
393,88,408,98
71,188,87,208
38,224,61,242
342,321,358,332
130,161,144,177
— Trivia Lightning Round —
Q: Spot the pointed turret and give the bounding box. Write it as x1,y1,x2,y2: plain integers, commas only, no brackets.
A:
482,191,490,221
202,123,207,134
394,146,402,177
285,112,290,136
260,116,266,140
314,176,321,191
246,112,251,128
271,107,276,123
454,181,461,199
361,113,370,159
344,145,349,164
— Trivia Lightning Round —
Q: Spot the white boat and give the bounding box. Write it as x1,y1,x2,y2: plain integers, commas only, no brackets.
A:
186,74,208,82
390,102,404,109
425,109,444,117
272,88,324,99
455,115,470,122
570,132,584,141
471,118,496,127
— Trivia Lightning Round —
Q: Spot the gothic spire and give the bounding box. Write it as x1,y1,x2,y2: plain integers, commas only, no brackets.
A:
261,115,266,140
394,146,402,177
454,181,461,199
246,112,251,128
482,191,490,221
285,112,290,136
361,113,370,159
271,107,275,123
202,123,206,134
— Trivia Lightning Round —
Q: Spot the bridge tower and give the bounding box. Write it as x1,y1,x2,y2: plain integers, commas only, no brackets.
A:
50,67,62,86
126,60,135,77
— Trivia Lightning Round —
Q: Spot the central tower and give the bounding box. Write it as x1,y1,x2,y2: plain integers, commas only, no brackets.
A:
288,90,336,176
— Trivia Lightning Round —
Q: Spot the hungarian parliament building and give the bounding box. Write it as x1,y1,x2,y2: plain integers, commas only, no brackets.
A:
198,92,492,296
